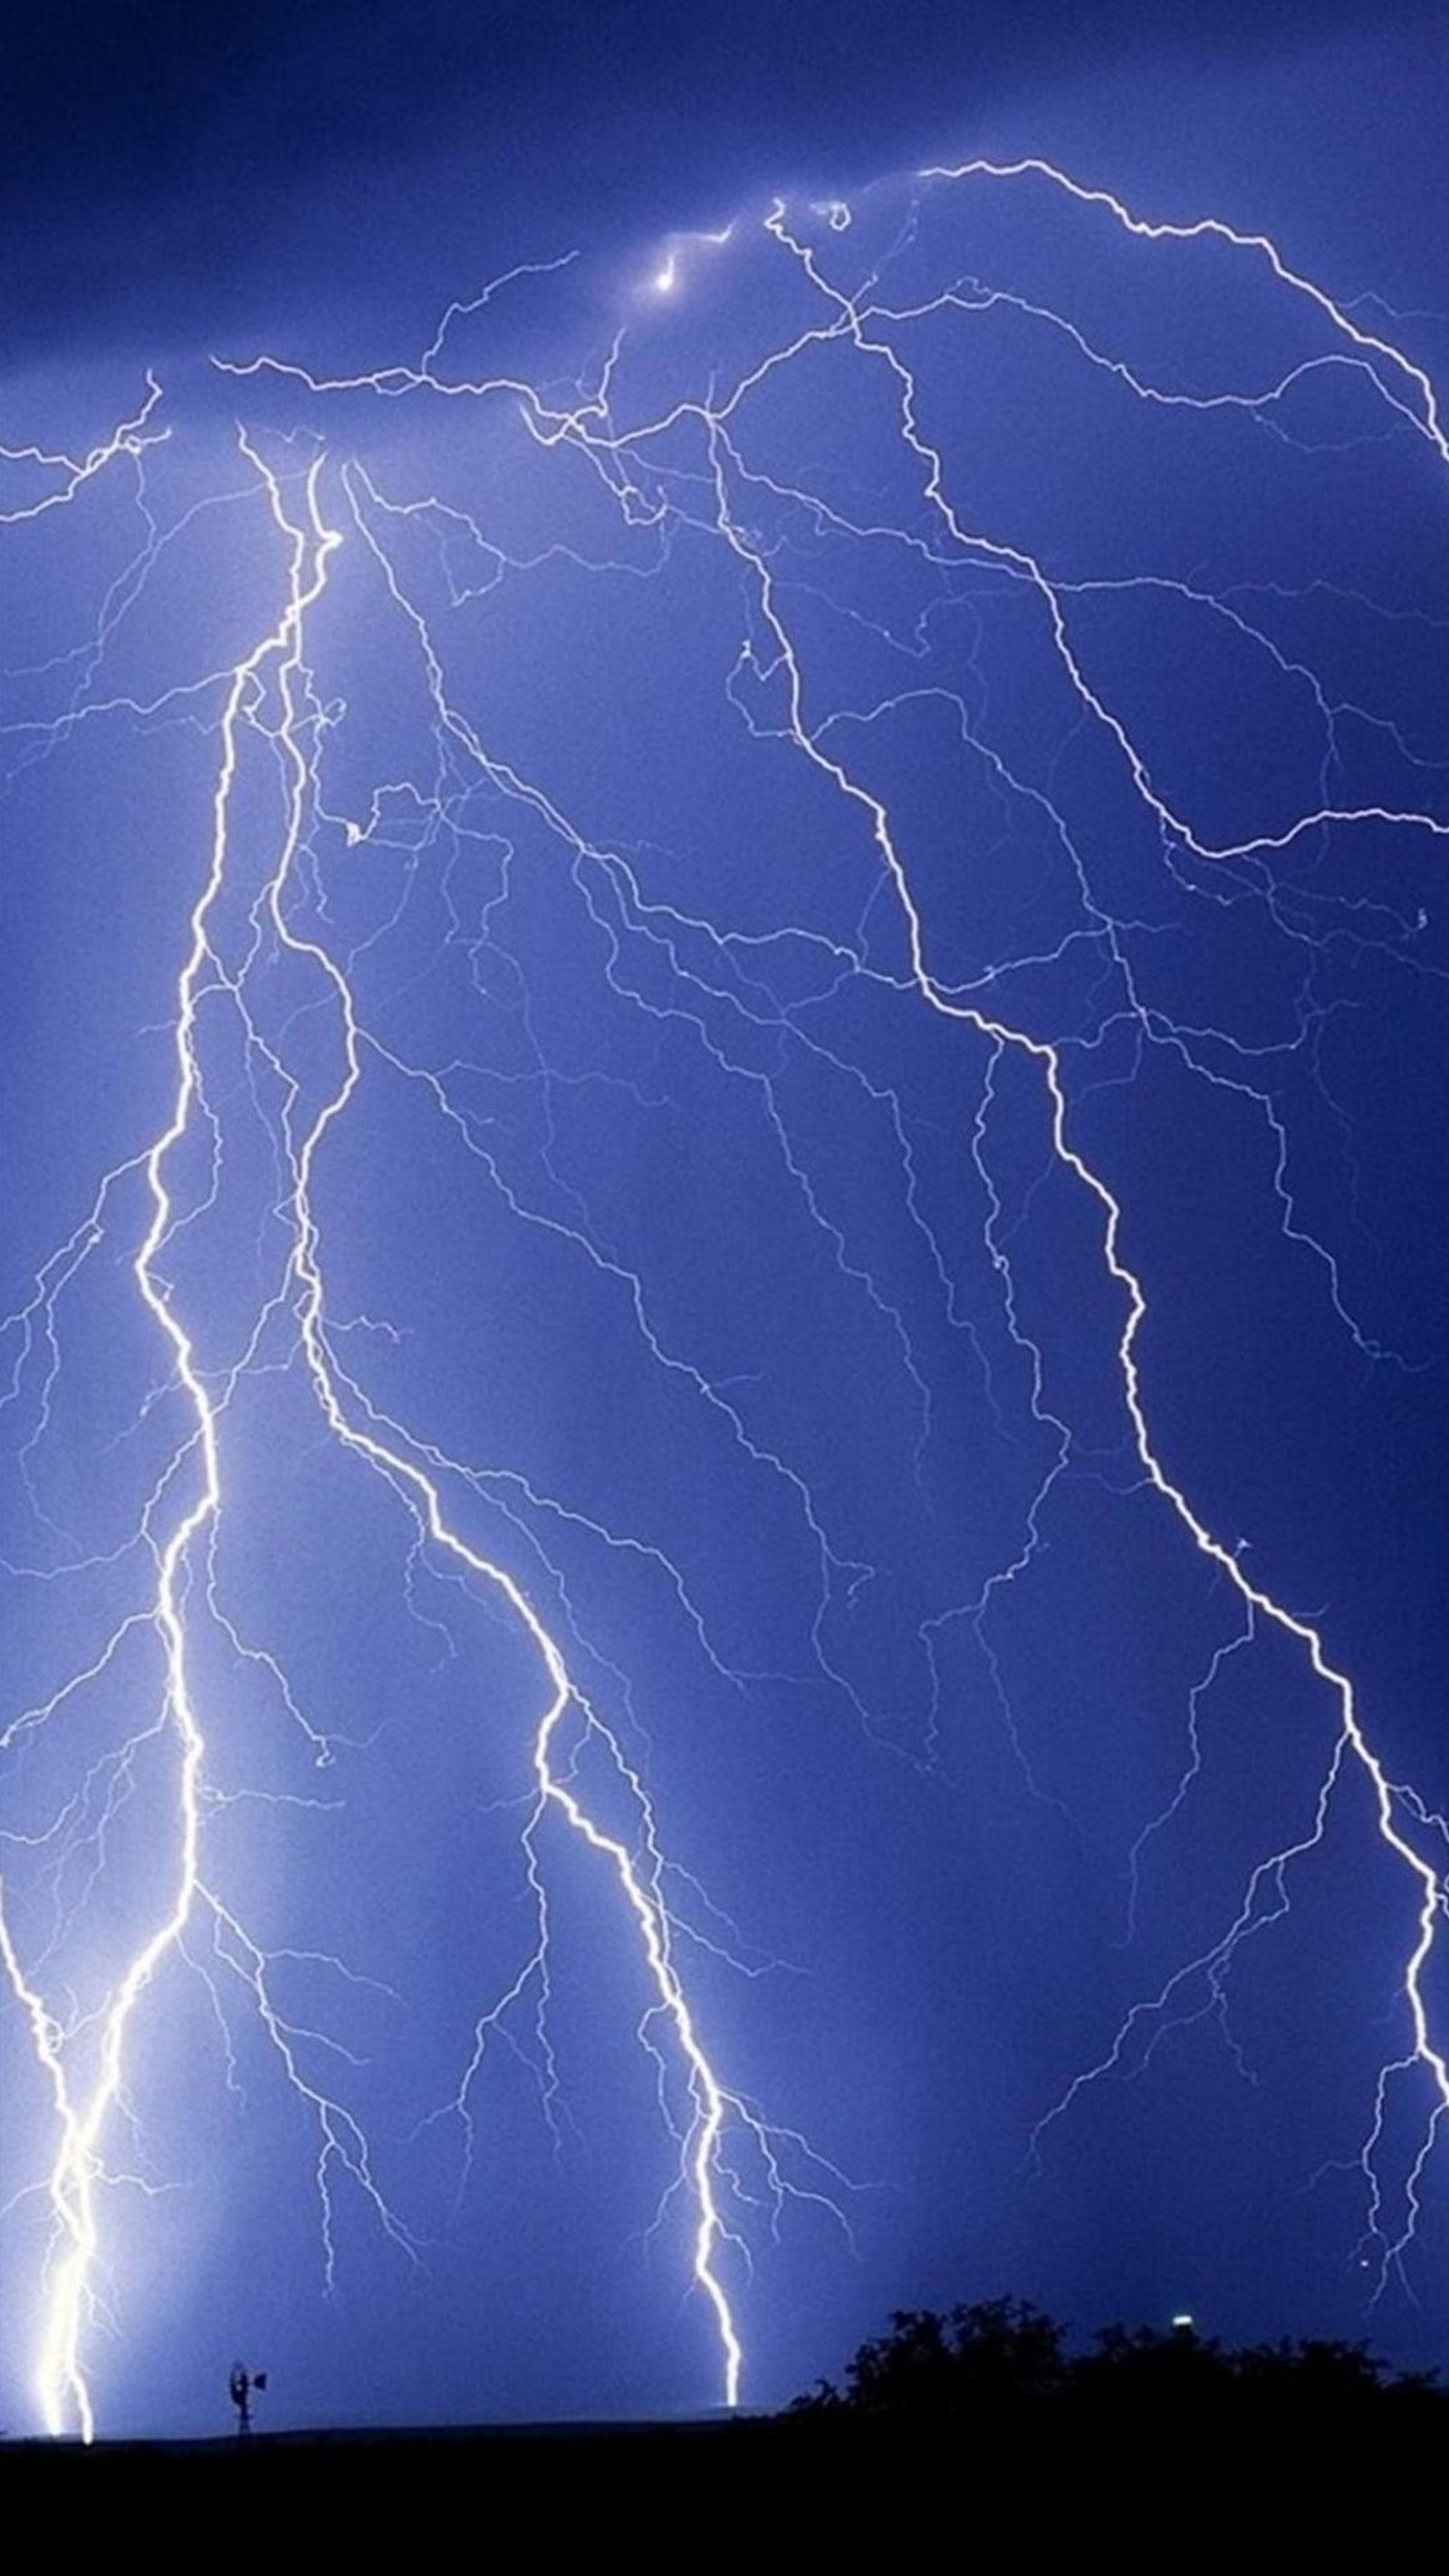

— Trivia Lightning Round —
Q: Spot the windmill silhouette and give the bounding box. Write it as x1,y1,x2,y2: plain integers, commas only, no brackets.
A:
228,2361,268,2437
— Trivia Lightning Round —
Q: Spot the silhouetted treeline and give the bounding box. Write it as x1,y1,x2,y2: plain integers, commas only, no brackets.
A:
790,2293,1444,2425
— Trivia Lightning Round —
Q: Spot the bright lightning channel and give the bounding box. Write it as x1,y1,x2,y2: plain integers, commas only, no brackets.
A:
3,152,1446,2439
1,437,785,2436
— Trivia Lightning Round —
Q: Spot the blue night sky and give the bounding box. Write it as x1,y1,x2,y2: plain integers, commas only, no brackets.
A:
3,2,1447,2441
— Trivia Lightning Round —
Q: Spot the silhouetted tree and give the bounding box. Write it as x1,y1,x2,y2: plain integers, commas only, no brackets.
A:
1073,2318,1234,2405
795,2296,1067,2415
1232,2337,1390,2398
792,2300,1442,2423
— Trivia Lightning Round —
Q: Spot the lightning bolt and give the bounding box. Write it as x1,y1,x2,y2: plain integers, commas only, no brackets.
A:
4,153,1446,2438
2,412,844,2436
0,432,336,2440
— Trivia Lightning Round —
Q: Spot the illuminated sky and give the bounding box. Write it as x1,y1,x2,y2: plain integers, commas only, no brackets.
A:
3,3,1447,2440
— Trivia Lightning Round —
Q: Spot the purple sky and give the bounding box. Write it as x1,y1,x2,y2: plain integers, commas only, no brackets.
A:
3,3,1447,2440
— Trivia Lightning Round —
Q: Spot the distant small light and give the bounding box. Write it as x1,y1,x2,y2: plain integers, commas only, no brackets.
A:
1171,2312,1195,2331
653,258,677,296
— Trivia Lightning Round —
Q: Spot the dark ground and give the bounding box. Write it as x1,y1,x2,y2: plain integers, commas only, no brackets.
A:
5,2408,1444,2545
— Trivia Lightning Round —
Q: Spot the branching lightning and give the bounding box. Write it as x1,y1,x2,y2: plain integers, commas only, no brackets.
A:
4,155,1446,2438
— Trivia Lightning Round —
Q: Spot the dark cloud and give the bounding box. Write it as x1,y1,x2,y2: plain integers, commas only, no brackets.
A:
7,2,1444,359
5,0,1417,197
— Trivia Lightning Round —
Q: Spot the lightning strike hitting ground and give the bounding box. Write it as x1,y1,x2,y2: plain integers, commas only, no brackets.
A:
3,156,1446,2439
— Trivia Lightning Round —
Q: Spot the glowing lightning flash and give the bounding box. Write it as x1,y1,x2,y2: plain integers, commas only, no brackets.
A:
4,153,1448,2439
264,460,745,2407
0,438,334,2440
1,434,767,2433
649,222,734,297
689,180,1449,2219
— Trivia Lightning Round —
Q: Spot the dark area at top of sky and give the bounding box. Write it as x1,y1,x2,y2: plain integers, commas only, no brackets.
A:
5,2,1447,368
